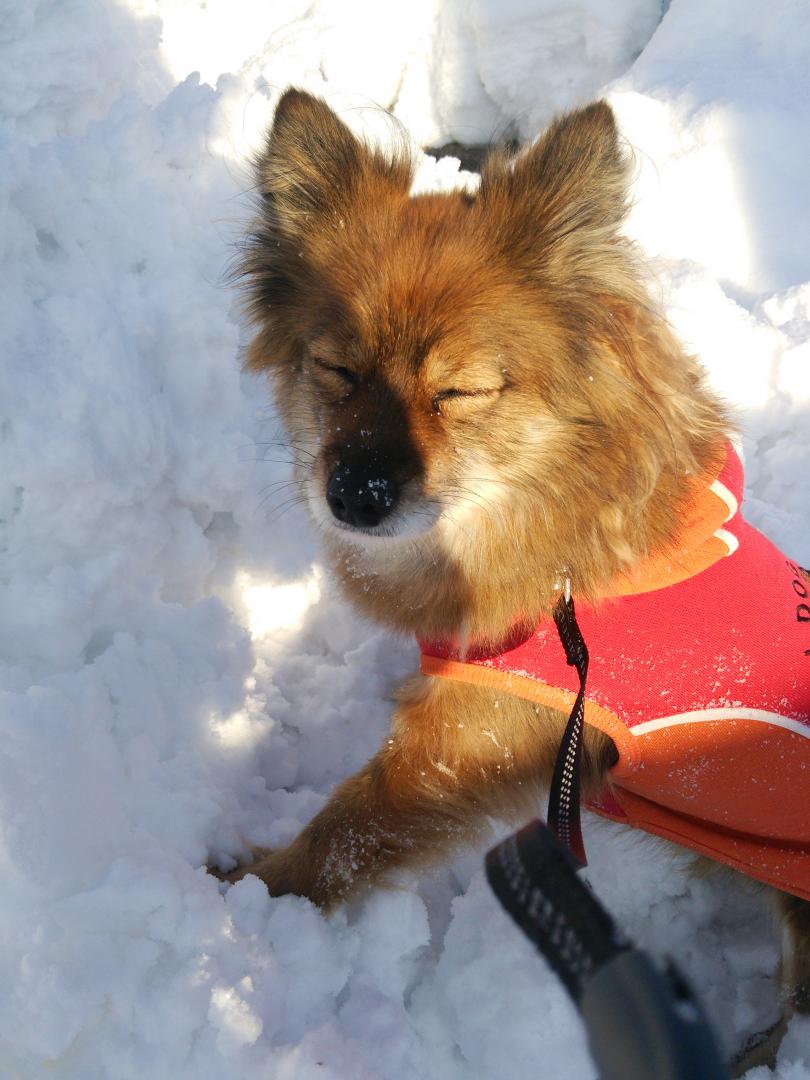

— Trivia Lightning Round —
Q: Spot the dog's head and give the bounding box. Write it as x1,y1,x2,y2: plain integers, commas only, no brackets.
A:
241,89,726,637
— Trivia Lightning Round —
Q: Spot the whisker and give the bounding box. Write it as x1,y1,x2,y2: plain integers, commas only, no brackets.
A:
256,479,305,498
249,457,314,470
259,494,307,523
250,439,319,461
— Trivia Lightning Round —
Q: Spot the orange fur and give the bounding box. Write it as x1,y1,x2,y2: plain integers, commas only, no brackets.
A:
226,88,806,1066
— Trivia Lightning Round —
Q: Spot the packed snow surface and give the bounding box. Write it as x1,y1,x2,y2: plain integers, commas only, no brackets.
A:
2,0,809,1076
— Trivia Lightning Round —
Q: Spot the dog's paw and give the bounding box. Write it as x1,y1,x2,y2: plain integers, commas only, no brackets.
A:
206,860,250,886
208,846,302,897
729,1014,788,1077
208,844,268,884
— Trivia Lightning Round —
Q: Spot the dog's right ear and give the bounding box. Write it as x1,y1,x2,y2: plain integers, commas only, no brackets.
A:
256,88,412,238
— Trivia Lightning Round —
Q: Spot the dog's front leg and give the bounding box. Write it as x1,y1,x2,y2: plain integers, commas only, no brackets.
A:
219,674,616,909
730,890,810,1076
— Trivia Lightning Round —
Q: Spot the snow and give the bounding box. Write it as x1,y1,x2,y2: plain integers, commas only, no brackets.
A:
1,0,808,1077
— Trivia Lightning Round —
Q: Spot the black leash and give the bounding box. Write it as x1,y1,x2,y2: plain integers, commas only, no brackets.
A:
484,588,729,1079
547,587,589,866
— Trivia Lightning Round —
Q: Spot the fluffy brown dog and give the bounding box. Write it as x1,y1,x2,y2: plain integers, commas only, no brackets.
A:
228,88,809,1070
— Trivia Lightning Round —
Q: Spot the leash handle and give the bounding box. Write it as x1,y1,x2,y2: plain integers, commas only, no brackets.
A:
485,821,730,1080
547,591,589,865
485,819,624,1002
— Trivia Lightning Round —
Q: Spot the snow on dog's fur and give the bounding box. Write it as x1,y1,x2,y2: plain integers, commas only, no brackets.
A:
226,88,808,1070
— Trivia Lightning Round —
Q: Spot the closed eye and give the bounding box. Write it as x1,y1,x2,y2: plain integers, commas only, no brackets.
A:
432,386,502,413
314,360,358,386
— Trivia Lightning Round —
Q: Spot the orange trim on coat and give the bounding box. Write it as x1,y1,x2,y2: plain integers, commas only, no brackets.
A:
591,789,810,903
607,458,734,597
419,653,640,771
610,531,733,597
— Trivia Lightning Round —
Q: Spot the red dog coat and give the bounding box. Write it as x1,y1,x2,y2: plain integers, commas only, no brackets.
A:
420,444,810,899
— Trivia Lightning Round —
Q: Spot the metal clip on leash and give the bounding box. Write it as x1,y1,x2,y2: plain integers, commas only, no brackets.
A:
485,586,729,1080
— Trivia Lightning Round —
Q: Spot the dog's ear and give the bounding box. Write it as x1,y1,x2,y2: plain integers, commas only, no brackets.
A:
256,88,412,238
481,102,630,271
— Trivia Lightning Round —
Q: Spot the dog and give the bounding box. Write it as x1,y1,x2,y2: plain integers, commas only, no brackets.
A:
224,87,810,1072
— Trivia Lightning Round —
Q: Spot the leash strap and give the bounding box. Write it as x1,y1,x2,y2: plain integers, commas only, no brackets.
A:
547,590,589,866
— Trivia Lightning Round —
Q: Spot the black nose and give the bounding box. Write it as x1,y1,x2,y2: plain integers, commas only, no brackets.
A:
326,464,399,528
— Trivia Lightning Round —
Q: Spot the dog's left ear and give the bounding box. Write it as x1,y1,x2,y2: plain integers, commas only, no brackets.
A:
481,102,630,271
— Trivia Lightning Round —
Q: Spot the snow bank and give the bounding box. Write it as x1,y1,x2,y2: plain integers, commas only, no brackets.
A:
142,0,662,150
1,1,808,1077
